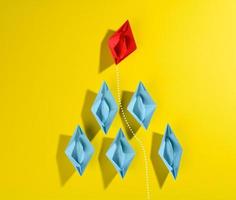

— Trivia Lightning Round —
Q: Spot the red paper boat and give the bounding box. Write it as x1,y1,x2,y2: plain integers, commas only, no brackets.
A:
108,20,137,64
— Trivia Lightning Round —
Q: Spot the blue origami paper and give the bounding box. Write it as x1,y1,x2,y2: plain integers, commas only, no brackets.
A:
127,82,156,129
65,126,94,175
159,124,183,179
106,129,135,178
91,81,118,134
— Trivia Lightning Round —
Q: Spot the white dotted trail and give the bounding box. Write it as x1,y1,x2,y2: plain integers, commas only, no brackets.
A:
115,65,151,200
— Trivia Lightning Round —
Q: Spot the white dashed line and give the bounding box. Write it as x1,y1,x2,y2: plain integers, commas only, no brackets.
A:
115,65,151,200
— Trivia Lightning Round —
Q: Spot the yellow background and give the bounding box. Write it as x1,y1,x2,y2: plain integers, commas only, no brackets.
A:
0,0,236,199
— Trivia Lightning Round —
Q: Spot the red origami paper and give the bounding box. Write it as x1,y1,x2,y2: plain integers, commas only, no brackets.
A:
108,20,137,64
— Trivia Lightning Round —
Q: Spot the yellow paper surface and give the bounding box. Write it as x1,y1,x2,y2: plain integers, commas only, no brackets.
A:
0,0,236,199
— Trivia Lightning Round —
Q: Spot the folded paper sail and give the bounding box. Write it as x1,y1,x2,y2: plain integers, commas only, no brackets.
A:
91,82,118,134
106,129,135,178
108,20,137,64
127,82,156,129
159,124,183,179
65,126,94,175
